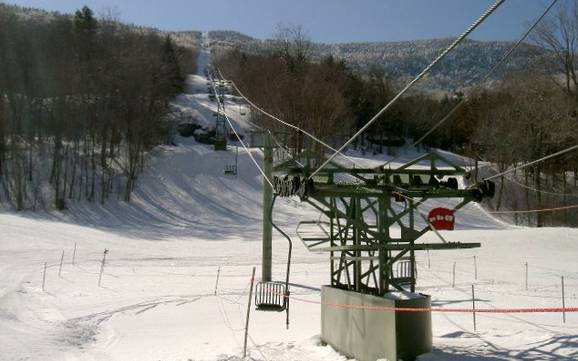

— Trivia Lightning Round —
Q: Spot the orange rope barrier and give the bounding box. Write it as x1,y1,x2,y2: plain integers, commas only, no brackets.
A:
488,203,578,214
288,294,577,314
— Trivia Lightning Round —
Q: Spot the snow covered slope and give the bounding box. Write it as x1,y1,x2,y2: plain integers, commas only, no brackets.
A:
1,33,577,361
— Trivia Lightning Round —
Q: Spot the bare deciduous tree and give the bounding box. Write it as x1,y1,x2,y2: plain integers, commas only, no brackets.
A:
0,4,197,210
532,1,578,105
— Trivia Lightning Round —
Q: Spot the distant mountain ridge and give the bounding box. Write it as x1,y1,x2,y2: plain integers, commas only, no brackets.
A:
1,2,546,92
208,30,547,92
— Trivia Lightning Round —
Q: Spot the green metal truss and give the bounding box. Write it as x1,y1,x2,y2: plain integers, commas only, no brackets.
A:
274,151,494,296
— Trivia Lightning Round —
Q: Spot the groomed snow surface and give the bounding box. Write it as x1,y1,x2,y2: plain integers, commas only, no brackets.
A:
2,35,578,361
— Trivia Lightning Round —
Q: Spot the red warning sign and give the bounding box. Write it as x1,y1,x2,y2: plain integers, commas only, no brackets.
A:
428,208,455,230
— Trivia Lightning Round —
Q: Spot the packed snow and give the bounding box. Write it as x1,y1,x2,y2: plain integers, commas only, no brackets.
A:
1,33,577,361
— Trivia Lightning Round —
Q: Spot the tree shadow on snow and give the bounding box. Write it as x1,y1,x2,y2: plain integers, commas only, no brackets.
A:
425,334,578,360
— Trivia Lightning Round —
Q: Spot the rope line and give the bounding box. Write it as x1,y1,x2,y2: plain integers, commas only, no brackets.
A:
287,294,577,314
310,0,506,179
380,0,559,169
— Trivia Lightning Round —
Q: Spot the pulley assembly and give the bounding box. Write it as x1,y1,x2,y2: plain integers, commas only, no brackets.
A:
273,175,314,199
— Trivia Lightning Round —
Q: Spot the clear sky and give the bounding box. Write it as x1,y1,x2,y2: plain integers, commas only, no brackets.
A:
3,0,556,43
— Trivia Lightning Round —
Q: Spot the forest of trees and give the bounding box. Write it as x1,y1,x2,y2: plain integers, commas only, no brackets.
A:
215,13,578,227
2,2,577,228
0,5,196,210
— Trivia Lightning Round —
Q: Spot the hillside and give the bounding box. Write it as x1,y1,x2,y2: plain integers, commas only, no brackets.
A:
208,30,546,92
0,2,545,93
1,4,578,360
0,3,199,212
1,32,577,361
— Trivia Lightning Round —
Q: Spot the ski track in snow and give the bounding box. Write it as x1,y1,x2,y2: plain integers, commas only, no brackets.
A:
1,32,578,361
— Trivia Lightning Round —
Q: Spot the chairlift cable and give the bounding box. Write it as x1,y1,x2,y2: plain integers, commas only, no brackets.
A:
499,170,578,198
309,0,506,179
212,69,306,174
379,0,559,170
222,111,275,189
488,203,578,214
225,76,364,168
209,66,273,185
480,145,578,184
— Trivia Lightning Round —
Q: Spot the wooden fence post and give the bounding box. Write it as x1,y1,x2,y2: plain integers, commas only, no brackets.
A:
525,262,528,290
42,262,47,291
472,284,477,331
98,249,109,287
72,242,77,265
214,265,221,295
452,262,456,288
243,267,256,359
58,250,64,277
562,276,566,324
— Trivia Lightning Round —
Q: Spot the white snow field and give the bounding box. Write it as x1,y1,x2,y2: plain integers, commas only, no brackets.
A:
2,34,578,361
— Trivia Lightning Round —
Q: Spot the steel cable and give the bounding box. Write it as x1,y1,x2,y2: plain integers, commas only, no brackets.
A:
481,145,578,183
226,77,364,168
379,0,559,169
309,0,507,179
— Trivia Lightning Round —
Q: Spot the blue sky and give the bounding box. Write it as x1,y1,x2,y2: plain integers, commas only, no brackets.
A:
4,0,555,43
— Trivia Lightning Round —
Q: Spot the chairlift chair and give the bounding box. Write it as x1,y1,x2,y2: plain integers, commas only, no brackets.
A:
224,146,239,176
255,281,287,312
224,164,237,176
394,258,417,288
254,195,293,329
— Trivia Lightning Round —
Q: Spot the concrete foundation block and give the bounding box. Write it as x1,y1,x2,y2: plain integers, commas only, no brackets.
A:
321,286,432,361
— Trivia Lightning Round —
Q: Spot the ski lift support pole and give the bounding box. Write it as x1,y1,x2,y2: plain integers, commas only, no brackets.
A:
270,194,293,329
262,132,273,282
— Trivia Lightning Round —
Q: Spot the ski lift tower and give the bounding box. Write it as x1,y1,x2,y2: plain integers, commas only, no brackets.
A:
212,84,228,150
208,66,228,151
270,151,495,361
213,112,227,151
249,130,292,282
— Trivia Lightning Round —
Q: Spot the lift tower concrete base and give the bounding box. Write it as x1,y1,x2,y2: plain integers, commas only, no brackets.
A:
322,287,431,361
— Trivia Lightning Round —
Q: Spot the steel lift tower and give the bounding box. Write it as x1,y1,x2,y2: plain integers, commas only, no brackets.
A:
263,151,495,361
207,65,228,151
